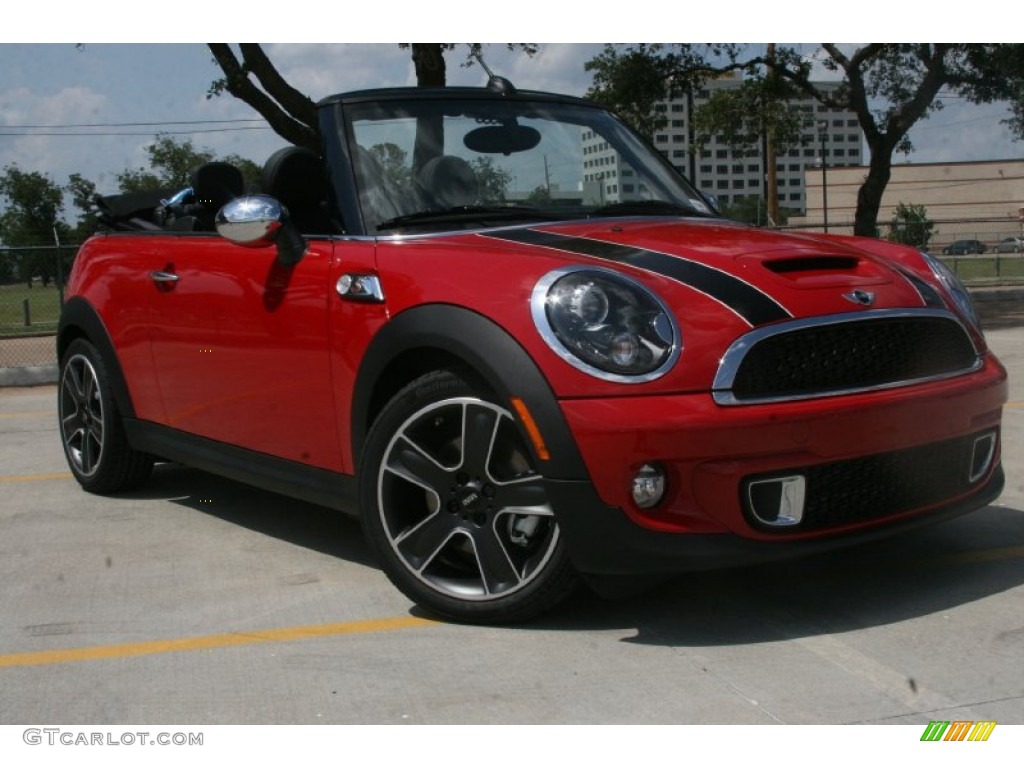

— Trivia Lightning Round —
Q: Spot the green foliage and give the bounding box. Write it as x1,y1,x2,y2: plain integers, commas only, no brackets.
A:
525,185,552,205
223,155,262,193
0,165,67,246
369,142,413,189
469,157,512,203
0,165,71,286
692,77,804,155
720,196,796,226
114,136,261,197
886,202,934,248
65,173,100,240
116,135,216,193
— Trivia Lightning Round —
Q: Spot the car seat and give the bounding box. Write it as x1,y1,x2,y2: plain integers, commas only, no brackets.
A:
417,155,479,209
261,147,338,235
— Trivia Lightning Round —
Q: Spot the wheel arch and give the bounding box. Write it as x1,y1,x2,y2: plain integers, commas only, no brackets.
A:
58,296,137,419
350,304,588,481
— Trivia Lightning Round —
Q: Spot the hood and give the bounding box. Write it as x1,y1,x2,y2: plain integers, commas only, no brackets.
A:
477,217,942,328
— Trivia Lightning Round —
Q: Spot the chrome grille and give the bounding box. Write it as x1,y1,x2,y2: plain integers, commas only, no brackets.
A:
713,310,981,405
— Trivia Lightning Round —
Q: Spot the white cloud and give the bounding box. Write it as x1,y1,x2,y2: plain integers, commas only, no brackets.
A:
0,86,128,190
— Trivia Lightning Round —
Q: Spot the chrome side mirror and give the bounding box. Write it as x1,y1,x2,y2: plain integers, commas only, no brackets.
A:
215,195,284,247
216,195,306,266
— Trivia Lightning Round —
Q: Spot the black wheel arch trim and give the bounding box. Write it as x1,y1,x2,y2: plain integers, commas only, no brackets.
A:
351,304,590,481
58,296,136,420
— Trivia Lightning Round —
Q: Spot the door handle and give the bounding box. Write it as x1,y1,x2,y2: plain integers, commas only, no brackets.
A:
149,271,180,283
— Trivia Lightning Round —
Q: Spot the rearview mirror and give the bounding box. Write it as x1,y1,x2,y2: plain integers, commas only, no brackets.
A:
464,124,541,155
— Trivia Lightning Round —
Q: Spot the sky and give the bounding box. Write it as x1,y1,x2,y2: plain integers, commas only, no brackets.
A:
0,37,1021,214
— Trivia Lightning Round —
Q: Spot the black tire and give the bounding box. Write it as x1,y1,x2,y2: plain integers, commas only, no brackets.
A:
359,370,579,623
58,338,153,493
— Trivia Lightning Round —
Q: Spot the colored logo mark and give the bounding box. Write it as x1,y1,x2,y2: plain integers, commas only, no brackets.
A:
920,720,996,742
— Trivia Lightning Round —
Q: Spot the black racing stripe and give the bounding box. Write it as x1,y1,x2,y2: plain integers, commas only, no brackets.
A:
486,228,791,326
896,267,946,309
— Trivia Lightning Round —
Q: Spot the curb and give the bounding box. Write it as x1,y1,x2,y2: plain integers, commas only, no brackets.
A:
0,364,58,387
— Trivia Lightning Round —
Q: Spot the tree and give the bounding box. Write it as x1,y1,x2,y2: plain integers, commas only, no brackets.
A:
206,44,537,156
369,142,413,189
117,136,216,192
886,202,934,249
469,157,512,203
0,165,70,286
116,136,261,194
66,173,100,240
585,44,1024,237
720,195,797,227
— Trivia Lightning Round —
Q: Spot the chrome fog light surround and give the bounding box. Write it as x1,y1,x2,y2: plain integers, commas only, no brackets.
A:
969,432,997,483
746,475,806,527
631,464,666,509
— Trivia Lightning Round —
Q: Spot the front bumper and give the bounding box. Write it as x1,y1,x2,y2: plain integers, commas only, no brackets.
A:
548,465,1004,575
547,353,1007,575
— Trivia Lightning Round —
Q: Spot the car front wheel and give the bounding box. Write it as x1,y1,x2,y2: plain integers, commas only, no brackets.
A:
359,370,578,623
58,338,153,493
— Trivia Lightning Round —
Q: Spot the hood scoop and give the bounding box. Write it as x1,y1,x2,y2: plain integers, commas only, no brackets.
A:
751,253,890,290
763,255,860,274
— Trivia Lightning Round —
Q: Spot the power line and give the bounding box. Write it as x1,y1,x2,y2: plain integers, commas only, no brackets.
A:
1,118,265,129
0,126,273,138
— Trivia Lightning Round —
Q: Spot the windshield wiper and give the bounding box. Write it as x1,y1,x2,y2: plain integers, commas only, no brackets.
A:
588,200,716,219
376,205,556,231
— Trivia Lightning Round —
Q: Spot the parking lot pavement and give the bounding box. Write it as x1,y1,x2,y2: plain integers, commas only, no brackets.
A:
0,332,1022,725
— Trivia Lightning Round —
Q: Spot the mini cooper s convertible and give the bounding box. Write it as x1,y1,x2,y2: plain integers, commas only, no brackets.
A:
58,78,1007,623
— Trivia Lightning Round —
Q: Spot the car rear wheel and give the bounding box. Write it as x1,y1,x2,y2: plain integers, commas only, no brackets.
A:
359,370,578,623
58,338,153,493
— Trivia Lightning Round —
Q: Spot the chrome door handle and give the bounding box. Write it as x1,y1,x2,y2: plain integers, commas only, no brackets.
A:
149,271,180,283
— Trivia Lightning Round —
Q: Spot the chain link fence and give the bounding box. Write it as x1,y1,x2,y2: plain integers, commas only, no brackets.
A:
0,245,78,370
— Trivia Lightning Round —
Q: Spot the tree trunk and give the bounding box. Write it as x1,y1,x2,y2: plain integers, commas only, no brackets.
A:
854,141,894,237
411,44,448,174
412,44,447,88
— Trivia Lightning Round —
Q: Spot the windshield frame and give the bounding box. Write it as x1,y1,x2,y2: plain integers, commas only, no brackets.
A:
321,87,719,237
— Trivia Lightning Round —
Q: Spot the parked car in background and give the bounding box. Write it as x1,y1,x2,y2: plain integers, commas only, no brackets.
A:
996,236,1024,253
943,239,987,255
58,80,1007,623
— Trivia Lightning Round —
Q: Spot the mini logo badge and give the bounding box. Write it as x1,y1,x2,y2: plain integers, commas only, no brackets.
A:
843,289,875,306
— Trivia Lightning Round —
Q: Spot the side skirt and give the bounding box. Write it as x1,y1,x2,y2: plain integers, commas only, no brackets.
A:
123,419,359,516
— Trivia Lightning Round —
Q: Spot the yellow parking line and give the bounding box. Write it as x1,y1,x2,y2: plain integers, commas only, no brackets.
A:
0,472,72,483
916,545,1024,567
0,615,438,670
0,410,56,419
1005,401,1024,409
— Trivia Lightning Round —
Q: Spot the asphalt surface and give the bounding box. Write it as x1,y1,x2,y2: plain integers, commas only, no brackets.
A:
0,329,1022,726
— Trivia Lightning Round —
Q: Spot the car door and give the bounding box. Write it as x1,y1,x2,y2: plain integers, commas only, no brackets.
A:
145,234,343,471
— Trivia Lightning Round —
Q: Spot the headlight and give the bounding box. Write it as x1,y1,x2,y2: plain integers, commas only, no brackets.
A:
921,252,980,328
531,267,680,382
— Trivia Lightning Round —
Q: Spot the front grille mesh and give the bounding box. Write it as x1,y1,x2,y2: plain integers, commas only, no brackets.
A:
741,431,995,532
727,315,978,402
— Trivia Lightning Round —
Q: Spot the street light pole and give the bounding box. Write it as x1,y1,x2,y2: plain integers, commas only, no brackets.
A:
818,121,829,233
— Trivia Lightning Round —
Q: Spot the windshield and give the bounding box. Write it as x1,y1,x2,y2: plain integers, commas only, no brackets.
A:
340,96,716,233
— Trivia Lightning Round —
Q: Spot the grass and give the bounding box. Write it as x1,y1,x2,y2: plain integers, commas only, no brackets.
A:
943,255,1024,285
0,283,63,337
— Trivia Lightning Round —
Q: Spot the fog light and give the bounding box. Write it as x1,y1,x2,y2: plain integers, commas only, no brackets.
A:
631,464,666,509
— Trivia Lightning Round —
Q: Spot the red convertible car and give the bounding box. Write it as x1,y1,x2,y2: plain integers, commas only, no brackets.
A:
58,79,1006,622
